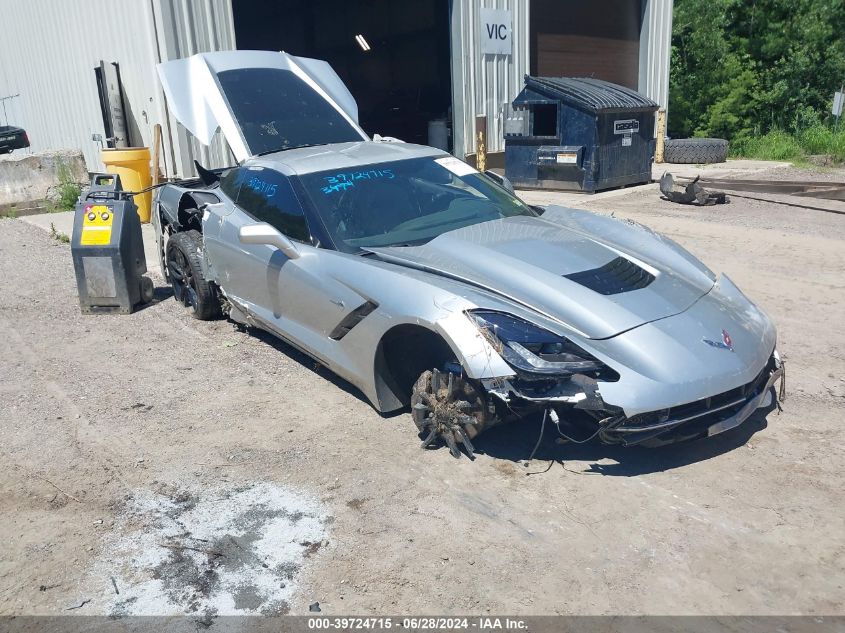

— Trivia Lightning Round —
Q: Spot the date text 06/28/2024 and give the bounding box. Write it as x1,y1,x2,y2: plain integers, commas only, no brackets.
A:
307,617,527,631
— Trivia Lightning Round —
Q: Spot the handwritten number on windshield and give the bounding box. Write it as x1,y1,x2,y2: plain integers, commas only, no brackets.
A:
321,169,395,195
246,177,277,197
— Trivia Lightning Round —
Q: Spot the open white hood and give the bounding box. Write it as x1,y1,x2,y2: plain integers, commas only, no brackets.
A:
157,50,369,162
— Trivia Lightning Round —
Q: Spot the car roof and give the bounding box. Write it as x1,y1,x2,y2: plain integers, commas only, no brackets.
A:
246,141,448,176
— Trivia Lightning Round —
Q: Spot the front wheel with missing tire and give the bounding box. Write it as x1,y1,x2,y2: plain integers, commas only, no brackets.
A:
411,369,497,459
165,230,220,320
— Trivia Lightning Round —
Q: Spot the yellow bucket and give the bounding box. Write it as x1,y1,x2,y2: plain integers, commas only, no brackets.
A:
101,147,152,223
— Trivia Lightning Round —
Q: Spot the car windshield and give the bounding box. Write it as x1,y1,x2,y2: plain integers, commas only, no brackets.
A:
298,156,536,253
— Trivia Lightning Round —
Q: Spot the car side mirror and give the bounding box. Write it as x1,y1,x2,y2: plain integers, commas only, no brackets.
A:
238,223,300,260
484,169,515,194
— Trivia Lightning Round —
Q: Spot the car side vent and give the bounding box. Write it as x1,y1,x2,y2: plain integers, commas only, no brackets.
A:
329,300,379,340
564,256,654,295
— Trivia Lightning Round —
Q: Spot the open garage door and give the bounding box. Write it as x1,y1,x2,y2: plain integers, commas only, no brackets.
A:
530,0,641,89
233,0,452,149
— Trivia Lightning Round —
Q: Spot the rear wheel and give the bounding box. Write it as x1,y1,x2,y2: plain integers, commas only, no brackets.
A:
165,230,220,320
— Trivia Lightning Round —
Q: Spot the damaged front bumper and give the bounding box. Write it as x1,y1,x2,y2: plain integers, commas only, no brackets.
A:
483,351,785,447
601,351,784,446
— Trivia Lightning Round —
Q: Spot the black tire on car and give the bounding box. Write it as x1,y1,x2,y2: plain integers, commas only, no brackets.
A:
165,229,220,320
664,138,729,164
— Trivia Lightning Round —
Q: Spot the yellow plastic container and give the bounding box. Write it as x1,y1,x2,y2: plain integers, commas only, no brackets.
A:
101,147,152,223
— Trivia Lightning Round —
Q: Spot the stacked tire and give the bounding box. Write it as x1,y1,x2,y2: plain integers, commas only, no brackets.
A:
664,138,729,164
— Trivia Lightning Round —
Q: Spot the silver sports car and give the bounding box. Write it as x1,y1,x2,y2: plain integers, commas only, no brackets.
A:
153,51,784,458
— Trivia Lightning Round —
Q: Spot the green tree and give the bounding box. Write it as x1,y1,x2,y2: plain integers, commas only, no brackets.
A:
669,0,845,141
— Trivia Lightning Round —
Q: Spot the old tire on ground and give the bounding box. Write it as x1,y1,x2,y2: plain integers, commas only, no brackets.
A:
664,138,729,164
165,229,220,320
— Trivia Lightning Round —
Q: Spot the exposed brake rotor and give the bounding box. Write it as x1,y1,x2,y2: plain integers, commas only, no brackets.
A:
410,369,495,459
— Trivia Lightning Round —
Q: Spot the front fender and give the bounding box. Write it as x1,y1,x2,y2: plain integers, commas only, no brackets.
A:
315,255,514,411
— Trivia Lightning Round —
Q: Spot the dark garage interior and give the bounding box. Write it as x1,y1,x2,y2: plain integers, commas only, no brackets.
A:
233,0,453,148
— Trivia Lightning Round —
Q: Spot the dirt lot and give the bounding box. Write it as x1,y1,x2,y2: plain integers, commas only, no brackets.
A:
1,167,843,617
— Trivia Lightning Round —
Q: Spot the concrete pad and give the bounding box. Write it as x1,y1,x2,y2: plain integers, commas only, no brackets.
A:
21,210,162,276
517,160,791,208
517,182,659,208
652,158,791,181
19,209,75,234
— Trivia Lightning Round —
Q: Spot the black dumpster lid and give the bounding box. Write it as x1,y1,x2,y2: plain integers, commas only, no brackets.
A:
517,76,658,113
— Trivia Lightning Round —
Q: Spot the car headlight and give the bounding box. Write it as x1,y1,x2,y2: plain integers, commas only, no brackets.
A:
467,310,606,376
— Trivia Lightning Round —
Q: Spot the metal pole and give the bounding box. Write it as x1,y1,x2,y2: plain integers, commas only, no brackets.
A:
655,109,667,164
475,115,487,171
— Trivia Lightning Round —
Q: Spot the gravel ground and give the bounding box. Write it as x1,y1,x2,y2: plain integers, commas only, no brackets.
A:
0,183,843,616
752,164,845,182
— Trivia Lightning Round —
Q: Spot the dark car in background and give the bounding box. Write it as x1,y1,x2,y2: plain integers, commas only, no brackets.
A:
0,126,29,154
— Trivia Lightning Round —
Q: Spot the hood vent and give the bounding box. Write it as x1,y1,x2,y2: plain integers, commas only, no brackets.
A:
564,256,655,295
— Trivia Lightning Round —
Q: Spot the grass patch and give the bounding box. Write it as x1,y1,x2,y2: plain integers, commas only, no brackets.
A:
731,125,845,163
49,222,70,244
51,159,82,212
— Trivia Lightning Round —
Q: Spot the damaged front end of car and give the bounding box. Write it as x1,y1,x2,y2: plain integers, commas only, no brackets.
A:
411,309,625,458
470,309,627,447
597,350,785,447
412,309,785,459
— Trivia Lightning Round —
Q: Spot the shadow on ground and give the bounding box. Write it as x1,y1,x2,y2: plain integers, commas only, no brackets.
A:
465,398,777,476
238,322,371,404
132,284,173,313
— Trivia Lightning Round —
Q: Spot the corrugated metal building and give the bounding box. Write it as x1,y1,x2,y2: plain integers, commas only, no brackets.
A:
0,0,234,176
0,0,672,175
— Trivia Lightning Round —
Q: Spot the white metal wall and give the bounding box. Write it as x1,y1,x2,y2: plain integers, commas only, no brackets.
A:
150,0,236,175
0,0,235,177
450,0,531,161
0,0,162,172
638,0,673,114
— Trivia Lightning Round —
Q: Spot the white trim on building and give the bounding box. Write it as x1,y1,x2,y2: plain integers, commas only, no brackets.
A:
638,0,674,119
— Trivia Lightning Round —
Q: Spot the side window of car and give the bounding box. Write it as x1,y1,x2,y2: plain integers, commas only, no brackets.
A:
235,168,311,243
219,167,246,201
